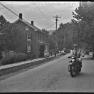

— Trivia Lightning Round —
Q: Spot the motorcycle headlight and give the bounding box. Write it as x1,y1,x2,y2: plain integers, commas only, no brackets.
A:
72,57,75,59
72,59,75,62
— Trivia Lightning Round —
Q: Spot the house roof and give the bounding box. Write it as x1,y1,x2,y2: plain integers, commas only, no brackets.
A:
14,19,41,32
0,18,47,36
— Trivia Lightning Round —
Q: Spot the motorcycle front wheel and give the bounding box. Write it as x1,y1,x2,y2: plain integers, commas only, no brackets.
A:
70,71,76,77
70,66,77,77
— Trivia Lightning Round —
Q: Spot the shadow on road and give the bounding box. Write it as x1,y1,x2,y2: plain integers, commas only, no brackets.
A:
83,58,94,60
78,72,88,77
77,72,94,78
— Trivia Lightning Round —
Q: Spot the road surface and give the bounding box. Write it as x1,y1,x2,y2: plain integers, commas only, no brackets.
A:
0,54,94,92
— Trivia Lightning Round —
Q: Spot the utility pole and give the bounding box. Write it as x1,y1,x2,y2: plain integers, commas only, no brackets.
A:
53,15,61,55
53,15,61,31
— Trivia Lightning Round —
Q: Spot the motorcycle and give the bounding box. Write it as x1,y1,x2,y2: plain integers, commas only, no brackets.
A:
68,56,82,77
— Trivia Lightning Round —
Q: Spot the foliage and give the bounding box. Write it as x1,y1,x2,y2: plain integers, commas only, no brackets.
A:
52,22,77,50
41,29,49,35
0,15,10,30
0,15,11,52
72,2,94,50
0,52,28,65
48,35,56,50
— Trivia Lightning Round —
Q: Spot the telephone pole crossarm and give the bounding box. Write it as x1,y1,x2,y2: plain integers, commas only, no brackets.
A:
53,15,61,31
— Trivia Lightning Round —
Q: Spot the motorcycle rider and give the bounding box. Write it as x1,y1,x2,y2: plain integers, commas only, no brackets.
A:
72,44,82,68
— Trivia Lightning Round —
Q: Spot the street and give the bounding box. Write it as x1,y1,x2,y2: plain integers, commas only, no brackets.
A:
0,54,94,92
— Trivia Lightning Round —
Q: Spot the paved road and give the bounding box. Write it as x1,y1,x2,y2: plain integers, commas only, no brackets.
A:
0,54,94,92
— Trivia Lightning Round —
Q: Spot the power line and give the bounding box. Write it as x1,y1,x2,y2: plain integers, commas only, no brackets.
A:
0,2,62,31
0,2,29,23
0,2,52,29
0,2,19,17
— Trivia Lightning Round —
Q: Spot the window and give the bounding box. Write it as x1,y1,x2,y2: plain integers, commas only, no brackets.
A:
27,32,32,39
27,46,31,53
27,39,31,53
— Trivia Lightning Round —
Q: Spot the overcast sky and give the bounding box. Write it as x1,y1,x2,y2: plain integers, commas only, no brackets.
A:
0,1,79,30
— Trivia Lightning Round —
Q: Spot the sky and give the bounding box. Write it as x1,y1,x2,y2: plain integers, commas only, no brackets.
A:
0,1,79,30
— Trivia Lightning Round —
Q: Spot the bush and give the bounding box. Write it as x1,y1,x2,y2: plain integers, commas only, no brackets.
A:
31,54,36,59
1,52,28,65
14,53,28,62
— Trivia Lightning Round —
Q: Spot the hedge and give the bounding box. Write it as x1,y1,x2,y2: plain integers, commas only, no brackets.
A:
0,52,29,65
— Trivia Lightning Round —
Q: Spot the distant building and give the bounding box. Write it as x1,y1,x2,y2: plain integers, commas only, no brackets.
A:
0,13,49,58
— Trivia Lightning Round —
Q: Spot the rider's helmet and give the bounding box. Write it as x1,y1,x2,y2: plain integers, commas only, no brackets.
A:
73,44,78,49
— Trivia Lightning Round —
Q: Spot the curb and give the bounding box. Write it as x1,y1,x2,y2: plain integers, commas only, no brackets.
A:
0,53,62,76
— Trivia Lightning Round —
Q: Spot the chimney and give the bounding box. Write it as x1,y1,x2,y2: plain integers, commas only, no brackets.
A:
31,21,34,26
19,13,22,19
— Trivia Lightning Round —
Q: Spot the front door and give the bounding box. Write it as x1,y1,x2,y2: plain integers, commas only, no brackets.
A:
39,44,45,57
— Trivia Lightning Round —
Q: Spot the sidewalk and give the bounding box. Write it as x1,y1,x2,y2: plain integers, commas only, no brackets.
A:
0,58,45,70
0,53,63,76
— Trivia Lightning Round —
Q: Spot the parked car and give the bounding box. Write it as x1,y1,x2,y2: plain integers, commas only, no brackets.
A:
60,50,66,55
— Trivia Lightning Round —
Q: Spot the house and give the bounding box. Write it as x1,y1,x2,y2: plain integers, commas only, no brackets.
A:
0,13,49,58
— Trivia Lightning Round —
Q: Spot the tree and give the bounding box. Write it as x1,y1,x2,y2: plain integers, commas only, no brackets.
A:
0,15,10,30
53,22,77,50
48,35,56,56
58,23,64,30
72,2,94,51
42,29,49,34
